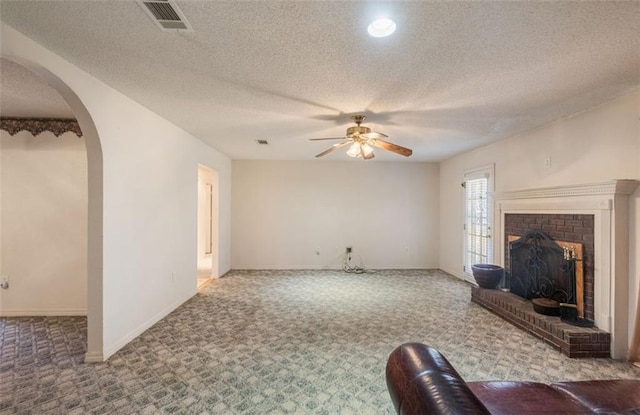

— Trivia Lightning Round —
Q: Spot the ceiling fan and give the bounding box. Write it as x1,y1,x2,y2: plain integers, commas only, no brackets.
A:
310,115,412,159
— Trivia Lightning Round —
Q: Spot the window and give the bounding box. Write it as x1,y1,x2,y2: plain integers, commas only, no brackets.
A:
463,166,494,282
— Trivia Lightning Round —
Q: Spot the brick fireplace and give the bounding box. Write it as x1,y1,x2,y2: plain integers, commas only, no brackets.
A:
477,180,638,359
505,213,595,320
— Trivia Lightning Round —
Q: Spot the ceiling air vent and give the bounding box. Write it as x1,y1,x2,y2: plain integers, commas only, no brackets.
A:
256,139,269,145
138,0,193,32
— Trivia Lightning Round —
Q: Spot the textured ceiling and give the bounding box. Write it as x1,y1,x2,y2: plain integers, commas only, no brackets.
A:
1,1,638,161
0,58,73,118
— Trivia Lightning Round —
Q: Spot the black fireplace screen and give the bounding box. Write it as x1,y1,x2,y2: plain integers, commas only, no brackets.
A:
509,231,575,304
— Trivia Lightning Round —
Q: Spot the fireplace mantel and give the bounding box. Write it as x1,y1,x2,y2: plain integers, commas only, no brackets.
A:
492,179,639,359
493,180,639,200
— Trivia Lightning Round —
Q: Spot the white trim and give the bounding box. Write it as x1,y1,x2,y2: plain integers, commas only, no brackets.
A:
463,164,495,284
101,289,196,361
0,308,87,317
493,179,639,359
464,163,495,180
84,351,104,363
492,180,639,200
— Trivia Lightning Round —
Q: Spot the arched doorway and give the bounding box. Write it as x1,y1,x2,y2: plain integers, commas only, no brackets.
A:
0,59,88,317
0,56,104,361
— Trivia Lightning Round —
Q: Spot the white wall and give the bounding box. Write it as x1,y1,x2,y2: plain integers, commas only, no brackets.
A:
439,89,640,351
232,160,439,269
0,130,87,315
633,90,640,345
1,23,232,360
631,187,640,345
98,102,232,358
439,90,639,279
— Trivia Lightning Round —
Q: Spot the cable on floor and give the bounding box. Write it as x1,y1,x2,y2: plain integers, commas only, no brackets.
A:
342,252,366,274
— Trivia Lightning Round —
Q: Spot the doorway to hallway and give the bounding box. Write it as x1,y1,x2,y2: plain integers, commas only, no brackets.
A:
197,165,218,289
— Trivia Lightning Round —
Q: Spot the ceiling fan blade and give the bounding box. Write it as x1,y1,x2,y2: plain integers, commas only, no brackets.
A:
372,139,413,157
315,140,350,158
309,137,346,141
361,131,388,139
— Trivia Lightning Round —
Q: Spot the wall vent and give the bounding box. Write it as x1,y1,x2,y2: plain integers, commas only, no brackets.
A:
256,139,269,145
138,0,193,32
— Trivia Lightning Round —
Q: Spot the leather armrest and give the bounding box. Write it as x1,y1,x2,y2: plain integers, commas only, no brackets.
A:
386,343,491,415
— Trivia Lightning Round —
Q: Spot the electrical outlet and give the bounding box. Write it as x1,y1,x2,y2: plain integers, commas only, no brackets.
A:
346,246,352,254
544,156,552,168
0,275,9,289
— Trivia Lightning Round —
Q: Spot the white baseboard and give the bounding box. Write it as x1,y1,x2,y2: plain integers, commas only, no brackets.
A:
84,351,104,363
102,289,196,361
231,265,341,270
0,308,87,317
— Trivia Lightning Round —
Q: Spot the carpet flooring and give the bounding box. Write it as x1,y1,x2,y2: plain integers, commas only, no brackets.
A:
1,269,638,414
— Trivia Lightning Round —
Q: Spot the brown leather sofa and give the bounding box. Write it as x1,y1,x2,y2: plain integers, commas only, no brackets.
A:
386,343,640,415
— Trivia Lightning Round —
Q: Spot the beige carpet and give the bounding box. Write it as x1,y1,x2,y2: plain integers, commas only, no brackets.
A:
1,269,638,414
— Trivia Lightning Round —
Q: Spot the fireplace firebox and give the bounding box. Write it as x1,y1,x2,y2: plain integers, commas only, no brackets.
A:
509,231,571,301
505,213,594,321
507,230,592,326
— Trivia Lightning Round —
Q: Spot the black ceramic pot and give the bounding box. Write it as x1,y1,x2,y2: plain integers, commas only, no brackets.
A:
471,264,504,289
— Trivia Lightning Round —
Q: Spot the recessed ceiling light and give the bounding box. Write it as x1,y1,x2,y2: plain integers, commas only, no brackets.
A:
367,18,396,37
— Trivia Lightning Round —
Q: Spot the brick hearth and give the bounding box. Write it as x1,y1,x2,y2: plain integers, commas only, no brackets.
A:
471,287,610,358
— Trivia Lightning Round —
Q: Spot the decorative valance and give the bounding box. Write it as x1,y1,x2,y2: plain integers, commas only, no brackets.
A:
0,117,83,137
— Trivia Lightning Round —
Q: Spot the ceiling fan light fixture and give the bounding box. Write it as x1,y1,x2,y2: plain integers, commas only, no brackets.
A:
362,143,374,157
347,142,362,158
367,18,396,37
310,114,412,159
